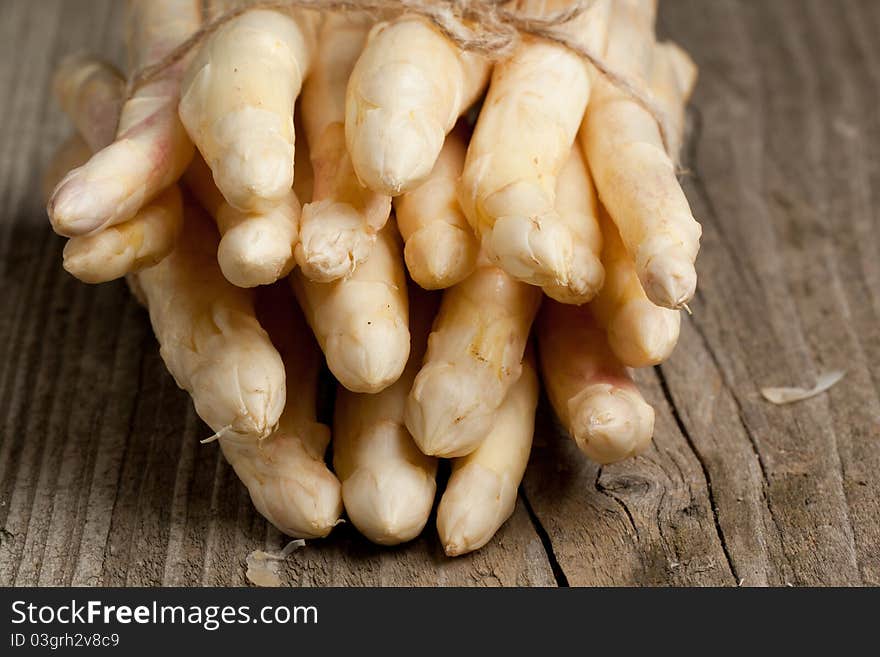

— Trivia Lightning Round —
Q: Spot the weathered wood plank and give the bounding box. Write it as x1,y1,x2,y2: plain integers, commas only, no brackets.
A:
794,0,880,586
669,0,879,585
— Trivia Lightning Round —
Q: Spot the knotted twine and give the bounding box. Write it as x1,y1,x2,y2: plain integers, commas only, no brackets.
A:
127,0,674,157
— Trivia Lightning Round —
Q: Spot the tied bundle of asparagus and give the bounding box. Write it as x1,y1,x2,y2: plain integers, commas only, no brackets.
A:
44,0,700,556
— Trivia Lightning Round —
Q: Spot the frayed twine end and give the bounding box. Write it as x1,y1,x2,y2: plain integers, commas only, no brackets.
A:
201,424,233,444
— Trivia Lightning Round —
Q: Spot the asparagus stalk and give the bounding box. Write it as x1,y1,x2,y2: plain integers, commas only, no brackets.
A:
292,222,411,394
219,283,342,539
540,142,604,304
538,300,654,464
405,264,541,458
580,0,701,309
345,15,490,195
394,125,479,290
48,0,199,236
333,289,438,545
459,0,611,288
184,154,299,288
437,351,538,556
46,56,182,283
297,13,392,282
179,8,317,212
133,201,286,440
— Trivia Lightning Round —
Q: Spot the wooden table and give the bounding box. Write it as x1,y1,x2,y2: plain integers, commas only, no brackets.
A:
1,0,877,587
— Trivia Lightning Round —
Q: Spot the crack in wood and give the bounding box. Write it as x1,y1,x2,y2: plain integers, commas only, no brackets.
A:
593,467,639,537
676,90,802,584
683,312,799,582
654,366,738,585
518,488,568,587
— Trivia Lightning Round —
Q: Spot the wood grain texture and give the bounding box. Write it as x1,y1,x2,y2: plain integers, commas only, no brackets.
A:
1,0,878,586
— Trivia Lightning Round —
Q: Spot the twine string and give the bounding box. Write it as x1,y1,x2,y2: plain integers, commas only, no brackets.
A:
127,0,673,155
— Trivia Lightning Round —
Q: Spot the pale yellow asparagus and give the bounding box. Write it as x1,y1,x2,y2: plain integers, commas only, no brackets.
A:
292,138,409,393
591,208,679,367
333,289,438,545
458,0,610,288
133,201,286,440
394,125,479,290
298,14,392,282
587,40,693,364
580,0,701,309
345,16,491,195
63,187,184,284
405,264,541,458
538,300,654,464
650,40,697,163
180,8,317,212
46,59,182,283
219,283,342,539
437,352,538,557
541,143,604,304
184,155,298,288
48,0,198,236
52,54,124,152
292,222,410,394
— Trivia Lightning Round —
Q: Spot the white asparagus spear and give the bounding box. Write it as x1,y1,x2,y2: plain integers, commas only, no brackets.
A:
291,136,409,393
179,8,318,212
333,289,438,545
437,351,538,557
394,125,479,290
580,0,701,309
345,16,491,195
133,201,286,440
540,142,604,304
48,0,199,236
650,40,698,164
63,187,184,284
587,39,694,365
405,264,541,458
297,13,392,282
46,57,182,283
458,0,611,288
292,222,410,394
219,283,342,539
184,155,299,288
591,206,680,367
52,53,124,152
538,300,654,464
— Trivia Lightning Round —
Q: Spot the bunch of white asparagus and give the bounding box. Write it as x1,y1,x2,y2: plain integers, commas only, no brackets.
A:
44,0,700,555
